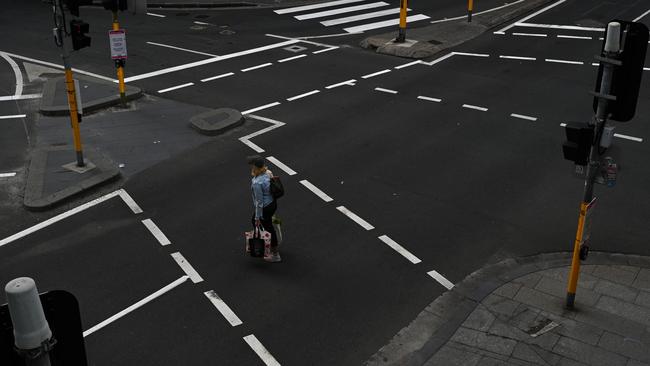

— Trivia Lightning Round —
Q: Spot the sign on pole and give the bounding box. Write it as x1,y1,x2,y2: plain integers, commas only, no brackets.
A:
108,29,127,60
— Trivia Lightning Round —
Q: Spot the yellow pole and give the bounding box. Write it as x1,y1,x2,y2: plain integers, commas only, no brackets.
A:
396,0,408,42
468,0,474,22
566,201,588,307
112,12,127,105
64,69,84,167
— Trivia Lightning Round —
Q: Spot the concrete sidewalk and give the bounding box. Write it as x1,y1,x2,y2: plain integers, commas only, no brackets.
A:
367,252,650,366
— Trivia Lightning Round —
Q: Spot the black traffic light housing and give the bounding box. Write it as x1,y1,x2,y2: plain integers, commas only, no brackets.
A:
65,0,93,17
593,20,649,122
102,0,128,12
70,20,91,51
563,122,595,166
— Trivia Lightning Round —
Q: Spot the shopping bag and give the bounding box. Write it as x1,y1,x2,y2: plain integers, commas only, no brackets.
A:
245,226,271,258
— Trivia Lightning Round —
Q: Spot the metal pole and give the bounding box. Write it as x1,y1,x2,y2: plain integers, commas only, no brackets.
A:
566,22,621,309
5,278,55,366
112,11,127,106
467,0,474,22
396,0,408,43
54,0,85,167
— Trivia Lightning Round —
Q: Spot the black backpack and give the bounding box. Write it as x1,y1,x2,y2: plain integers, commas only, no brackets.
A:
270,176,284,199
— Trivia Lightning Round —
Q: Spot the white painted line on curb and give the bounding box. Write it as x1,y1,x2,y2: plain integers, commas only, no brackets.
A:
0,114,27,120
275,0,364,14
325,79,356,89
266,156,297,176
241,63,273,72
362,69,391,79
614,133,643,143
395,60,422,69
499,55,536,61
287,89,320,101
462,104,488,112
158,82,194,93
118,190,143,214
495,0,567,33
453,52,490,58
146,42,219,57
278,54,308,63
204,290,243,327
427,270,454,290
141,219,171,246
84,276,189,337
0,172,17,178
312,46,339,54
0,94,42,101
147,12,166,17
378,235,421,264
242,102,281,115
512,32,547,37
375,87,398,94
557,34,592,40
171,252,203,283
243,334,282,366
633,9,650,22
545,58,583,65
510,113,537,121
295,2,388,20
336,206,374,230
417,95,442,103
201,72,235,82
299,180,333,202
516,22,604,32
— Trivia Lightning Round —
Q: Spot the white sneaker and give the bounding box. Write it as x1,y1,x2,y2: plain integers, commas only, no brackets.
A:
264,252,282,263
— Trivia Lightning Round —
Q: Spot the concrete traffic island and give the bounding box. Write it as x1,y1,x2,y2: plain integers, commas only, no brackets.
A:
360,0,556,59
366,252,650,366
190,107,244,135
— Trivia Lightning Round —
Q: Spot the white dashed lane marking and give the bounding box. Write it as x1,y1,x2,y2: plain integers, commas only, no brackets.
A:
204,290,243,327
511,113,538,121
417,95,442,103
499,55,536,61
142,219,172,246
512,32,547,37
170,252,204,283
375,87,398,94
336,206,375,230
241,102,281,115
0,172,17,178
362,69,391,79
0,114,27,120
462,104,488,112
313,46,339,54
243,334,282,366
147,12,166,17
267,156,298,176
241,63,273,72
299,180,333,202
557,34,592,40
326,79,356,89
545,58,584,65
287,89,320,101
427,270,454,290
378,235,421,264
277,54,308,63
201,72,234,82
560,123,643,143
158,82,194,93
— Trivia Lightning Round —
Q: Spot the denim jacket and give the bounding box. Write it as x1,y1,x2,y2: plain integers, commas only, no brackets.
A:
251,173,274,219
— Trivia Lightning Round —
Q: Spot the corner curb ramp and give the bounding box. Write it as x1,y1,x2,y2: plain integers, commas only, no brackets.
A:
360,0,558,59
365,251,650,366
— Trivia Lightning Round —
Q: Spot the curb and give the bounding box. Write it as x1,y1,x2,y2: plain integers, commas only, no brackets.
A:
365,251,650,366
190,107,245,135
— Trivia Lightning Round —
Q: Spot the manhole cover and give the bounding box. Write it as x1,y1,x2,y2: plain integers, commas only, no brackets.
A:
195,14,210,19
284,45,307,53
176,12,190,16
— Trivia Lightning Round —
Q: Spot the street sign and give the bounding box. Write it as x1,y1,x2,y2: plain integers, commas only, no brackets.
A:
0,290,88,366
109,29,127,60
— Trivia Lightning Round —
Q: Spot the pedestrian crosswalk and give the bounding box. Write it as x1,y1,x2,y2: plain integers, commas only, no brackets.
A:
273,0,430,33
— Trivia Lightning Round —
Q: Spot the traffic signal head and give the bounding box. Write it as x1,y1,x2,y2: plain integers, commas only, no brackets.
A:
562,122,594,166
65,0,92,17
102,0,127,11
70,20,91,51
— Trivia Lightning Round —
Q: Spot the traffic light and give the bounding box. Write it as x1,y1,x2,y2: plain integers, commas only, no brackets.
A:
562,122,595,165
65,0,92,17
70,20,91,51
102,0,127,11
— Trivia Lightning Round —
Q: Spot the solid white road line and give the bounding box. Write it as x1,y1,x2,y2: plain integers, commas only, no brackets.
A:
241,139,265,153
83,276,189,337
0,114,27,120
201,72,235,82
312,46,339,54
243,335,281,366
299,180,333,202
422,52,456,66
495,0,566,33
453,52,490,58
146,41,219,57
510,113,537,121
395,60,422,69
0,172,17,178
241,63,273,72
362,69,391,79
123,40,298,83
0,94,42,101
633,9,650,22
141,219,171,246
171,252,204,283
493,31,506,35
512,32,547,37
516,22,605,32
275,0,363,14
614,133,643,143
344,14,430,33
0,51,115,82
378,235,421,264
462,104,488,112
0,52,23,98
278,54,307,63
204,290,243,327
239,115,286,153
545,58,583,65
644,67,650,71
241,102,281,115
146,12,166,17
322,8,404,26
287,89,320,101
194,21,211,25
336,206,374,230
325,79,356,89
417,95,442,103
427,270,454,290
499,55,536,61
557,34,592,40
158,82,194,93
430,0,523,24
296,2,388,20
266,156,297,176
118,190,144,214
375,87,398,94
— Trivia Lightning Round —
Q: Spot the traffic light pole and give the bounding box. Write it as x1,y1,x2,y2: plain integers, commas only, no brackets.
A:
467,0,474,22
396,0,408,43
565,22,620,309
112,11,127,106
54,0,85,167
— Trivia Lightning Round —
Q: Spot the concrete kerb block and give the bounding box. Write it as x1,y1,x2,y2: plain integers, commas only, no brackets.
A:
190,107,244,136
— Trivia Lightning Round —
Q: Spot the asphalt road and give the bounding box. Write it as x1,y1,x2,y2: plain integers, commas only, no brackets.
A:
1,0,650,365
